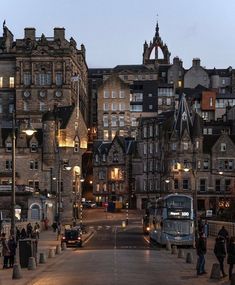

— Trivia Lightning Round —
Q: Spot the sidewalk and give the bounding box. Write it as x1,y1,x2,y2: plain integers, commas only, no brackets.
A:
0,227,93,285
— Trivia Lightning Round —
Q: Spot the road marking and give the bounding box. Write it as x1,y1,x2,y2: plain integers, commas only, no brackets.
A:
144,236,150,244
83,231,95,245
114,226,117,249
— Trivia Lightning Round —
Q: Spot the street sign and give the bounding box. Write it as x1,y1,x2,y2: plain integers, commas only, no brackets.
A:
206,210,213,217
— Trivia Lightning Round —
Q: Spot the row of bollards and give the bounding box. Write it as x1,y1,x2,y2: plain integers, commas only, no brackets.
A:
12,243,66,280
166,241,227,281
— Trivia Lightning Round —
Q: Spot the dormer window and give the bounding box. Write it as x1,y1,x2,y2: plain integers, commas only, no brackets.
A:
31,143,38,152
113,151,118,162
74,137,80,153
221,143,226,152
6,142,12,152
102,154,106,162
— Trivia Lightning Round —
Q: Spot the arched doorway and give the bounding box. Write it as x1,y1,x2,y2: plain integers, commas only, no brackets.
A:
30,204,41,220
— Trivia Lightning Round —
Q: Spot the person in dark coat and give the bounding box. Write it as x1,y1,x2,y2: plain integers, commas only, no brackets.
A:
8,235,17,267
218,226,229,249
227,236,235,280
20,227,27,239
214,236,227,277
1,233,10,269
196,231,207,275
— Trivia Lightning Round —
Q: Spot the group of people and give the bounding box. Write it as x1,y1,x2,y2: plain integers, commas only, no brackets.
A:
0,233,17,269
196,224,235,280
16,222,40,241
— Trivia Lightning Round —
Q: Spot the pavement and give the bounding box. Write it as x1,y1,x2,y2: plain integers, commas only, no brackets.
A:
0,227,93,285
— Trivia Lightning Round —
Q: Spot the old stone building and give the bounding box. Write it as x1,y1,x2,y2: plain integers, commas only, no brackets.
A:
0,24,88,225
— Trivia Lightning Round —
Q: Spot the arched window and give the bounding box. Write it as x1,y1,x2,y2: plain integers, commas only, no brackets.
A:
30,204,40,220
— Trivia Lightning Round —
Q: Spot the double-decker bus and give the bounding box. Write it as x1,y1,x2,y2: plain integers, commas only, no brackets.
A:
149,194,194,246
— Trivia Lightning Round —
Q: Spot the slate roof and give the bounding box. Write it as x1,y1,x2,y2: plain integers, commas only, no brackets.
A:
54,105,75,129
113,65,150,72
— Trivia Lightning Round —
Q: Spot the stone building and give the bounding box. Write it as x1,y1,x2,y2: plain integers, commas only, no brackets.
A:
0,24,88,225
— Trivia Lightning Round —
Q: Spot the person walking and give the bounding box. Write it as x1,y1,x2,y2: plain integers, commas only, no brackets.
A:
1,233,10,269
227,236,235,280
214,236,227,278
218,226,229,249
196,231,207,275
8,235,17,268
20,227,27,239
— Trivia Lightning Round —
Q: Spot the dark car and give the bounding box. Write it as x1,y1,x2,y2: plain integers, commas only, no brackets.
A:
61,228,82,247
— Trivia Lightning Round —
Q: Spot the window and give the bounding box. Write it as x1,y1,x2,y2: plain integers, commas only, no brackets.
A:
172,142,176,151
23,101,29,111
131,117,137,126
30,143,38,152
158,98,162,105
148,93,152,97
224,160,234,170
209,97,213,107
74,142,79,153
155,142,158,153
225,179,231,192
102,154,106,162
143,126,147,138
98,170,105,180
111,91,117,98
104,91,109,98
95,154,99,163
30,160,39,170
196,141,199,149
143,162,147,172
174,179,179,190
183,179,189,190
34,181,39,190
220,143,226,152
149,105,153,110
199,179,206,192
149,161,153,172
182,142,188,150
119,103,125,111
149,125,153,137
111,103,118,111
9,77,14,88
9,103,14,113
0,98,2,113
203,160,209,170
6,160,12,170
166,98,171,105
103,115,109,127
103,130,109,141
6,142,12,152
130,93,143,102
119,116,125,127
113,151,119,162
215,179,221,192
119,91,125,98
111,130,116,140
39,102,46,111
149,143,153,154
55,72,62,86
143,144,147,155
178,80,182,88
111,115,117,126
0,77,3,88
23,72,31,86
103,103,109,111
130,105,142,112
35,73,51,85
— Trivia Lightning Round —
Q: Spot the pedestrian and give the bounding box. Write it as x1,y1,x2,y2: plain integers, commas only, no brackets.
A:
214,236,227,278
20,227,27,239
204,220,209,238
34,222,40,239
52,221,57,233
26,222,33,238
8,235,17,268
196,231,207,275
16,227,21,242
218,226,229,250
1,233,10,269
227,237,235,280
44,217,49,230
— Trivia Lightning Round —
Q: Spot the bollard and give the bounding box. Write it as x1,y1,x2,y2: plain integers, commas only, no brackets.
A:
178,248,185,258
186,252,193,264
171,245,178,255
56,244,62,254
12,263,22,279
61,242,67,251
231,273,235,285
48,248,55,258
39,253,46,264
166,240,171,251
210,263,220,279
28,257,37,270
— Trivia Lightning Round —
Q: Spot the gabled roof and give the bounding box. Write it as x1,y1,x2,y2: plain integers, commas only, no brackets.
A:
55,105,75,129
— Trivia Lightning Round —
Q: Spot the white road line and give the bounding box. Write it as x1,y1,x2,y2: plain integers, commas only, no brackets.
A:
144,236,150,244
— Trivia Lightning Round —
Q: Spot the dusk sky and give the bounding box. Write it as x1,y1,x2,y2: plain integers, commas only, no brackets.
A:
1,0,235,69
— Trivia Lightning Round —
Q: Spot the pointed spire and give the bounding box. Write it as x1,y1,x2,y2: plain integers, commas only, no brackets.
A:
172,94,193,139
155,21,159,37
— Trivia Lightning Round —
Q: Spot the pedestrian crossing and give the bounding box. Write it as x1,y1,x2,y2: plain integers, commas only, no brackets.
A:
87,225,135,231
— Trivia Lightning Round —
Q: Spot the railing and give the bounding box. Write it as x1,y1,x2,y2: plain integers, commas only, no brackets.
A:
208,220,235,237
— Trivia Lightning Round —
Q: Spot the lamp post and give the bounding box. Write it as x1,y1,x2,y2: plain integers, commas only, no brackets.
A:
11,112,36,241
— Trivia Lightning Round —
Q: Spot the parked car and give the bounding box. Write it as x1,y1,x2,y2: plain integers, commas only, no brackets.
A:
82,201,96,208
61,228,82,247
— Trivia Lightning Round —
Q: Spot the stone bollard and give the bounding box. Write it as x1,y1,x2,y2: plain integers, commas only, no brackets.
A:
186,252,193,263
171,245,178,255
12,263,22,279
178,248,185,258
210,263,220,279
48,248,55,258
39,253,47,264
61,242,67,251
166,240,171,251
56,244,62,255
28,257,37,270
231,273,235,285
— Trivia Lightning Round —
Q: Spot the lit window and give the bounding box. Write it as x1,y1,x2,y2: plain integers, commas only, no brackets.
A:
209,97,213,107
178,80,182,88
0,77,3,88
9,77,14,88
111,130,116,140
103,130,109,141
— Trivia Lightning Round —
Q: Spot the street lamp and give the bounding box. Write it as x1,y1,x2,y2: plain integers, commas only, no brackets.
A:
11,113,36,241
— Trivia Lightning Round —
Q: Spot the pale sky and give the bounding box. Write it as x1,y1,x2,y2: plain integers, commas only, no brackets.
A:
1,0,235,69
